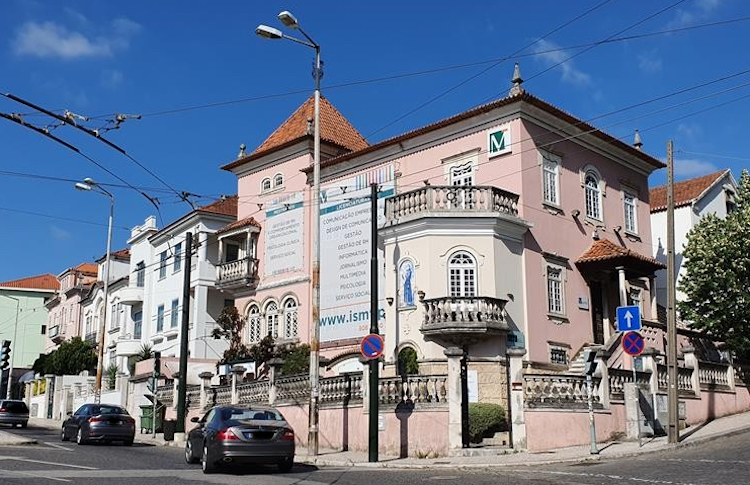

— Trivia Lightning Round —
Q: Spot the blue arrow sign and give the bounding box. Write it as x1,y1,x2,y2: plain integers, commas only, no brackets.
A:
616,305,641,332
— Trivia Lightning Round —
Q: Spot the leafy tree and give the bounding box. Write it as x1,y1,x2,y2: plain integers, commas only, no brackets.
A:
247,335,276,364
35,337,97,376
105,365,119,390
397,347,419,376
129,343,154,375
281,344,310,375
678,169,750,359
32,352,52,375
213,306,251,364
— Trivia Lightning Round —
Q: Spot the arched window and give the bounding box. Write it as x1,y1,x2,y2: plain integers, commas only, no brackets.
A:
247,304,261,344
282,297,298,339
261,178,272,193
448,251,476,297
273,173,284,188
264,300,279,339
585,171,602,220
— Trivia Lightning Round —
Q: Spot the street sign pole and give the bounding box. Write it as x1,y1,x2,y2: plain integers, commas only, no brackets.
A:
622,330,645,448
632,353,642,448
583,349,598,455
368,183,379,463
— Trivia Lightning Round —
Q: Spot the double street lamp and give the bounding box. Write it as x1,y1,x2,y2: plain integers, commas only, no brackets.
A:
256,11,323,456
75,178,114,401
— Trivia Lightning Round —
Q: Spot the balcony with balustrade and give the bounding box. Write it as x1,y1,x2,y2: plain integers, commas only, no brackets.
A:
421,296,509,345
385,185,521,222
49,325,64,343
215,216,261,294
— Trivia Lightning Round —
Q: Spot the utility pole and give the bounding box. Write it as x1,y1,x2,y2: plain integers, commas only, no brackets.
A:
666,140,679,444
176,232,192,437
369,183,380,463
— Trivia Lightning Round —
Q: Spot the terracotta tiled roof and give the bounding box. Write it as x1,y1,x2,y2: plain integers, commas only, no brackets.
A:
75,263,99,275
649,170,729,213
198,195,238,217
303,91,664,174
112,249,130,259
217,216,261,235
0,273,60,291
576,239,666,268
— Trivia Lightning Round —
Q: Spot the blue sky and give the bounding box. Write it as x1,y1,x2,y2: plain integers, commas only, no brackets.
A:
1,0,749,281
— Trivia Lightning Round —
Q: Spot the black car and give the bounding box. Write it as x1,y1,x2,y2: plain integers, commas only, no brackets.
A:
0,400,29,428
61,403,135,445
185,405,295,473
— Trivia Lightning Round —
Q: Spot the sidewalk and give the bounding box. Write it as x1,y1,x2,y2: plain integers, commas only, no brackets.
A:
26,411,750,468
0,429,36,446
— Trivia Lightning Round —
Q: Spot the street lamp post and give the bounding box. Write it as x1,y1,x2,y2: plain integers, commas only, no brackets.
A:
1,295,20,399
256,11,322,456
75,178,114,403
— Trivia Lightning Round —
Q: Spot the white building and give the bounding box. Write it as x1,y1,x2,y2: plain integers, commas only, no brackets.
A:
650,169,737,309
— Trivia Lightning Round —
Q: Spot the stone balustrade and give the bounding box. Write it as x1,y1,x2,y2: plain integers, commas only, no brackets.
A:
156,384,173,407
608,368,651,401
524,373,601,409
216,257,259,286
320,373,363,404
698,361,731,390
385,185,519,221
237,380,270,404
186,385,201,409
275,375,310,404
422,296,508,339
379,375,448,405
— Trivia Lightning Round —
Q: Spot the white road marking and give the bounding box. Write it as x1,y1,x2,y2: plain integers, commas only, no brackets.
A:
1,457,97,469
523,469,703,485
43,441,74,451
0,469,70,482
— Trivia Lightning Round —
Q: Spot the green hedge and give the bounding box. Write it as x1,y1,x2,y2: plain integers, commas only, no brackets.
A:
468,403,507,443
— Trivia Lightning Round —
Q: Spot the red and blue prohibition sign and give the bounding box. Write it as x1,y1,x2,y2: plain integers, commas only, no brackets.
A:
622,331,645,356
360,333,384,360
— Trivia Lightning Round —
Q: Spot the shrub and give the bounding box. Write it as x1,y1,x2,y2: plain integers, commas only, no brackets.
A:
468,402,507,444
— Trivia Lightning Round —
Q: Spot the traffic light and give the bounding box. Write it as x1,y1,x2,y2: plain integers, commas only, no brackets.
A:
583,348,598,376
153,351,161,378
0,340,10,370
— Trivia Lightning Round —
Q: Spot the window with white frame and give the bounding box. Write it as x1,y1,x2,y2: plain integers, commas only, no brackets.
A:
448,251,476,297
261,177,272,193
247,304,261,343
265,300,279,339
584,171,602,220
628,286,643,311
170,299,179,328
546,264,565,315
136,261,145,287
133,311,142,339
273,173,284,188
283,297,299,339
111,303,117,329
449,162,474,186
159,251,168,279
173,242,182,272
109,351,116,368
624,191,637,233
156,304,165,332
542,153,560,206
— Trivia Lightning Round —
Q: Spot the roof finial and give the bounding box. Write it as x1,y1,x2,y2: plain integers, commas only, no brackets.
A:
510,62,524,96
633,129,643,150
237,143,247,158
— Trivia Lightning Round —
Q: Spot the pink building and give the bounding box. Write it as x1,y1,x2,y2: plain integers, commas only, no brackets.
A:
216,68,746,452
45,262,99,352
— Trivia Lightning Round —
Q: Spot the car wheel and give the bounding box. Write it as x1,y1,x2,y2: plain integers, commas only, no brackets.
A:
61,427,69,442
76,427,87,445
185,441,198,464
201,444,216,474
278,457,294,473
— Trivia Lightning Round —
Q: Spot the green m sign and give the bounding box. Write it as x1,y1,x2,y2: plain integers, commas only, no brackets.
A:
488,128,511,157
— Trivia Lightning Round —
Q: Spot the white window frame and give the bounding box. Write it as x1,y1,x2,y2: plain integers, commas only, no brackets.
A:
546,262,566,317
282,297,299,339
623,190,638,234
584,171,603,221
449,162,474,186
173,242,182,273
264,300,279,339
247,304,261,344
136,261,145,287
156,304,165,332
261,177,272,193
541,151,561,207
273,173,284,188
448,251,477,297
170,299,179,328
158,251,168,279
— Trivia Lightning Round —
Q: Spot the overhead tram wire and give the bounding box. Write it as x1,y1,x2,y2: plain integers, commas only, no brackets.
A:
361,0,615,141
0,206,131,231
2,93,195,210
54,15,750,123
0,169,180,194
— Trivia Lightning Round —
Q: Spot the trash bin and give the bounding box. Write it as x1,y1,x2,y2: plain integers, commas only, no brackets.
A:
163,419,176,441
139,405,163,434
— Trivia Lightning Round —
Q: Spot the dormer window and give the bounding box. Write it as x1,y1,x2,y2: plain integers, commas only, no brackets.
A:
273,173,284,188
261,177,272,193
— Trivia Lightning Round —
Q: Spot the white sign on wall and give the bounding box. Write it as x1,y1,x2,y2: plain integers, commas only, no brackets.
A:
488,125,512,157
265,191,304,276
319,165,394,343
467,370,479,403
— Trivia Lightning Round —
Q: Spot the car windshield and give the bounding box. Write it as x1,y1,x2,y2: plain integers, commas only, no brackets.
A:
221,408,284,425
92,405,128,415
1,401,28,413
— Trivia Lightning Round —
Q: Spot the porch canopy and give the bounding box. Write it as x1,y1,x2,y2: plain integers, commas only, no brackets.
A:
575,238,665,279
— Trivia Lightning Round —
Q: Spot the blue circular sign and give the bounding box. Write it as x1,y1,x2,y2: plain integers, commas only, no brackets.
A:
622,331,644,356
360,333,384,360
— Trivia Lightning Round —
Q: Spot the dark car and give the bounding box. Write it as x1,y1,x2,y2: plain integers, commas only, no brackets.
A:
0,400,29,428
61,403,135,446
185,405,295,473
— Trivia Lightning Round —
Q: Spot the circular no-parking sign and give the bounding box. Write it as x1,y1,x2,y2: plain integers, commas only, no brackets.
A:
622,331,645,356
360,333,384,360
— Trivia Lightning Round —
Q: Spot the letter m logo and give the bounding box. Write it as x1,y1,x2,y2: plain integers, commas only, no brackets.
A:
489,129,509,156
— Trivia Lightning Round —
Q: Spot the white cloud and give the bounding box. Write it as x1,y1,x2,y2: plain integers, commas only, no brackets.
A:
677,122,702,142
673,158,718,177
12,17,142,60
667,0,722,29
49,225,72,241
102,69,124,89
638,51,662,73
533,39,591,86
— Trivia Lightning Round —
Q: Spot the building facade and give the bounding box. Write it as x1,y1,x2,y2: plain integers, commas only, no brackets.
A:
44,263,99,353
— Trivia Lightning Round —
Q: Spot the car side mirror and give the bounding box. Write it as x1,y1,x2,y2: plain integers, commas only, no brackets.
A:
66,411,73,416
190,416,200,423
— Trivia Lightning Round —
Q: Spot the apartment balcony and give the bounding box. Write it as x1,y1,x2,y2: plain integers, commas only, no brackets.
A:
385,185,519,222
421,296,509,345
216,257,259,292
119,285,144,305
49,325,64,344
115,336,143,357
